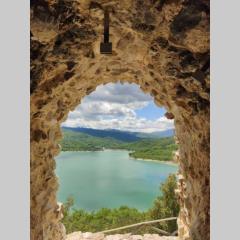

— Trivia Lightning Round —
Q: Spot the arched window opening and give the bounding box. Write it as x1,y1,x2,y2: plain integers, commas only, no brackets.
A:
55,82,180,237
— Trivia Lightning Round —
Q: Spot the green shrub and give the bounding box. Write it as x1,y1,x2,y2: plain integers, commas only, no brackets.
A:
62,174,179,235
149,174,180,233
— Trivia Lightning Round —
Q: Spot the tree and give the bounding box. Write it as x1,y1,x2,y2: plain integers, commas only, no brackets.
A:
61,175,180,234
149,174,180,233
63,196,74,216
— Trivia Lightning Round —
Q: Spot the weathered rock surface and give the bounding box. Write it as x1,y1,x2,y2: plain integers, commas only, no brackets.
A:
66,232,178,240
30,1,210,240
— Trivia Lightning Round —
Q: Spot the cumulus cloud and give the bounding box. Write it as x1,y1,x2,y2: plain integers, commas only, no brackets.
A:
86,83,152,104
62,82,174,133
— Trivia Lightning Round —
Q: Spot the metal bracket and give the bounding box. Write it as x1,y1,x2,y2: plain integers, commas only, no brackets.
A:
100,9,112,54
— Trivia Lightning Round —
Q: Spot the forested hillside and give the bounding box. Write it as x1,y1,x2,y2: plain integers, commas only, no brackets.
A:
60,129,123,151
60,128,177,161
123,138,178,161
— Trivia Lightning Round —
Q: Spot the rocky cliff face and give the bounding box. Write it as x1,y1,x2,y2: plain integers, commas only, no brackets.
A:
30,1,210,240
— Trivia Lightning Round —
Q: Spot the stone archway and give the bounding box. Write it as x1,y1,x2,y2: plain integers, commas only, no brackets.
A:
30,1,210,240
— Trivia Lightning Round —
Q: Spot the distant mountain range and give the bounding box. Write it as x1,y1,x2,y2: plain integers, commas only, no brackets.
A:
62,127,175,142
136,129,175,139
60,127,177,161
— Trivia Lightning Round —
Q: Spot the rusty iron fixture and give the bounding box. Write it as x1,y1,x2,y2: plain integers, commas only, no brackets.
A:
100,9,112,54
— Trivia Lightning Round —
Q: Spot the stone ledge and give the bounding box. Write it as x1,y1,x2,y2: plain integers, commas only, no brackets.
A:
66,232,178,240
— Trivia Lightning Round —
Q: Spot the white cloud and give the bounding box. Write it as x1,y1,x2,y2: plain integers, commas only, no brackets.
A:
62,116,174,133
62,82,174,133
86,83,152,103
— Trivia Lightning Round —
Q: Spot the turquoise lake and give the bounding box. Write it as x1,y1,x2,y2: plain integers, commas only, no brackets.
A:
55,150,178,211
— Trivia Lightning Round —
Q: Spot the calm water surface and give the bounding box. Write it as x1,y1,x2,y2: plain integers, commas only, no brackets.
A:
55,150,178,211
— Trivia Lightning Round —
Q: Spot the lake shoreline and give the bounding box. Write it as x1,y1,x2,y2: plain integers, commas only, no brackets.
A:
130,157,178,166
56,150,178,211
61,149,178,166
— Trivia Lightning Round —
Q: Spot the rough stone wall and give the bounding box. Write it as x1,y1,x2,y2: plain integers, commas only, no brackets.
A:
30,1,210,240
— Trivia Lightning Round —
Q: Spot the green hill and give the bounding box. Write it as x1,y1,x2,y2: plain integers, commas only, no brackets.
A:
60,128,125,151
62,127,174,141
121,138,178,161
62,127,141,142
60,128,178,162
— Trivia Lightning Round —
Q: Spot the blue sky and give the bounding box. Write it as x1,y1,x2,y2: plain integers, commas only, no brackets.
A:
135,102,166,120
62,82,174,133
